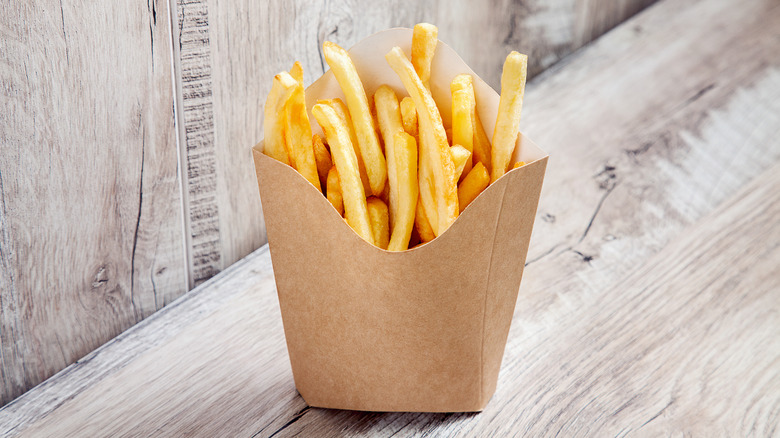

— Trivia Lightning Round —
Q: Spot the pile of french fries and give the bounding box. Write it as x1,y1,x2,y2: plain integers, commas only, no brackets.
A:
263,23,527,251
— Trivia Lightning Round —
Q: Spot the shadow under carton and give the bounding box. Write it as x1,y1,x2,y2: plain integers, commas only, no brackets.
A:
252,28,548,412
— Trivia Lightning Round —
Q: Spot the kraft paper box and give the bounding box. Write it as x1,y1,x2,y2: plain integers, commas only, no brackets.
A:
252,28,548,412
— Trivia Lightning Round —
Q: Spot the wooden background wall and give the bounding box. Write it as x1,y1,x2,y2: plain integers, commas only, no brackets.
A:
0,0,654,405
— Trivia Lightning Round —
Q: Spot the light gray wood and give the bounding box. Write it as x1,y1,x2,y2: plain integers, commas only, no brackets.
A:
1,0,777,435
173,0,222,287
0,0,186,405
0,0,652,407
0,247,272,437
200,0,656,276
8,162,780,437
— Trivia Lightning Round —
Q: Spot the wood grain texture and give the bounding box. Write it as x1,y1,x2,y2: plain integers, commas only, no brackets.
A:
0,0,651,407
0,247,271,436
9,165,780,437
1,0,777,435
202,0,655,276
0,0,186,405
173,0,222,286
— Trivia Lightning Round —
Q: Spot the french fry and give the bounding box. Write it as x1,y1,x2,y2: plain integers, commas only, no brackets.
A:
388,132,418,252
450,145,472,185
412,23,438,90
326,166,344,216
284,73,321,192
414,198,436,243
451,74,475,179
370,95,383,153
323,41,387,196
313,134,332,189
374,85,404,232
512,161,526,169
418,154,438,234
491,51,528,182
400,97,418,138
367,197,390,250
290,61,304,85
263,72,298,165
318,98,372,195
312,103,373,244
386,46,458,235
472,110,492,173
458,162,490,212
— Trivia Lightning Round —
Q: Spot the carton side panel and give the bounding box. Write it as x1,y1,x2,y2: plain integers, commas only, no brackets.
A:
480,156,548,407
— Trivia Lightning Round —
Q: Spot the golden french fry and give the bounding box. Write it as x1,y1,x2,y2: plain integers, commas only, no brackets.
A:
414,198,436,243
313,134,332,189
400,96,418,138
512,161,526,169
450,144,472,185
370,94,383,154
323,41,387,196
388,132,418,251
326,166,344,216
451,74,475,179
491,51,528,182
458,162,490,212
263,72,298,165
418,154,438,235
367,197,390,250
386,46,458,235
374,85,404,232
290,61,304,85
318,98,372,195
284,75,321,192
412,23,438,90
312,103,373,244
472,110,492,173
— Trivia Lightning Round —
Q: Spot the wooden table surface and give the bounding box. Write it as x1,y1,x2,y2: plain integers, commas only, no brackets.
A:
2,0,779,435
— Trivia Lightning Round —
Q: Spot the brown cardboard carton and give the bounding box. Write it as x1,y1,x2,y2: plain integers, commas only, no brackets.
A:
252,28,547,412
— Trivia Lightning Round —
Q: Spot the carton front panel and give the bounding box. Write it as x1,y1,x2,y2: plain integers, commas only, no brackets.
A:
255,151,515,411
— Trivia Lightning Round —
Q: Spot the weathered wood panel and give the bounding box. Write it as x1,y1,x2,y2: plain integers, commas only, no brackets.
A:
1,0,778,435
0,0,186,405
197,0,655,276
0,0,653,407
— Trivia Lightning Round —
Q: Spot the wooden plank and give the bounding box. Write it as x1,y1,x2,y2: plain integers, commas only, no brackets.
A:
0,247,272,437
200,0,655,276
0,0,186,405
11,160,780,437
5,0,778,434
173,0,222,286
